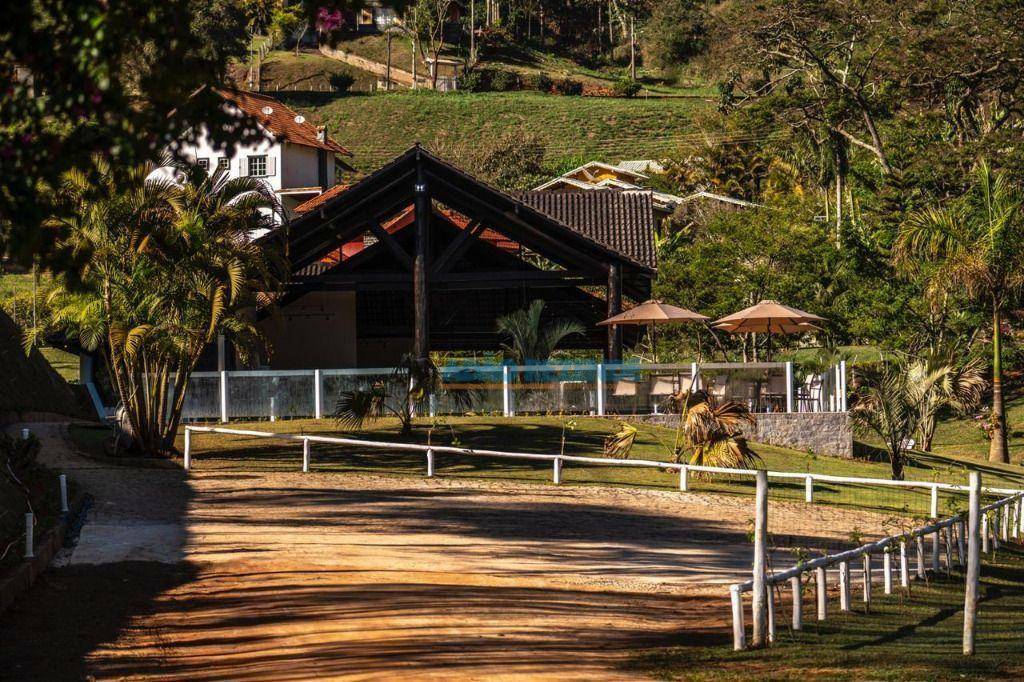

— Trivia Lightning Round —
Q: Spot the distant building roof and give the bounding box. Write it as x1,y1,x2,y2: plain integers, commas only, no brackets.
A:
514,190,657,269
293,183,351,213
214,88,352,156
616,159,665,174
679,190,761,209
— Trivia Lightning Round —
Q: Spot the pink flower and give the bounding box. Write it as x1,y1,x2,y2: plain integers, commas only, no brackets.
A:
316,7,344,33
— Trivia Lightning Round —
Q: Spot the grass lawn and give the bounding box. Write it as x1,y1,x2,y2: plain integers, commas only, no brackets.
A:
229,50,377,93
628,545,1024,680
281,89,712,170
176,416,1024,520
928,394,1024,463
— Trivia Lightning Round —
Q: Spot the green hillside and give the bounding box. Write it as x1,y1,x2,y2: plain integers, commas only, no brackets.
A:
283,89,714,170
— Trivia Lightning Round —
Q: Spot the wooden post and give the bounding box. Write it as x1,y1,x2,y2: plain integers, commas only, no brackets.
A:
606,263,622,361
426,448,435,477
751,470,769,648
302,438,310,473
314,369,322,419
629,16,636,80
956,520,966,567
815,566,827,620
944,527,953,572
862,553,872,606
932,530,940,573
679,465,689,492
883,547,893,594
731,585,746,651
839,561,851,611
183,427,192,470
790,576,802,631
805,476,813,503
964,471,981,655
767,584,776,644
1002,504,1010,542
59,474,69,514
900,540,910,588
220,370,229,423
915,536,926,579
413,160,430,361
553,457,563,484
982,513,990,554
24,512,33,559
930,486,939,519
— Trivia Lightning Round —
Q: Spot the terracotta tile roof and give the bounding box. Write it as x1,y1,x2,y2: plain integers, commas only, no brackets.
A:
215,88,351,156
513,190,657,269
292,183,352,214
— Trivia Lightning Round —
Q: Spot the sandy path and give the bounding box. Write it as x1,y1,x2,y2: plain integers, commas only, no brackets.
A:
2,423,894,681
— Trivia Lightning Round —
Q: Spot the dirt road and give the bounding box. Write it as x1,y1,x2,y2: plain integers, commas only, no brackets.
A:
1,424,891,680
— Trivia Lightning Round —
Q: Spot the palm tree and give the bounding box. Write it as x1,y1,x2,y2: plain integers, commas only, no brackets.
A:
908,353,986,452
36,159,282,455
670,390,761,470
850,362,917,480
495,300,584,364
896,160,1024,463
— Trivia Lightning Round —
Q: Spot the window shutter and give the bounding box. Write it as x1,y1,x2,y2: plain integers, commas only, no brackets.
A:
267,156,277,176
239,157,248,176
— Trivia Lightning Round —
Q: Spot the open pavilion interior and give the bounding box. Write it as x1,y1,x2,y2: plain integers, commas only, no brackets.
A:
248,145,656,370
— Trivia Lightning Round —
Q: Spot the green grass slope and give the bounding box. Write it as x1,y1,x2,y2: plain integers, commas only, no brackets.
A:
0,309,85,419
283,89,712,169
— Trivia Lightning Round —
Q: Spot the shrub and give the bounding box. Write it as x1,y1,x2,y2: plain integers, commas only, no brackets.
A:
613,77,641,98
489,69,521,92
459,69,492,92
524,73,553,93
328,72,355,93
554,78,583,96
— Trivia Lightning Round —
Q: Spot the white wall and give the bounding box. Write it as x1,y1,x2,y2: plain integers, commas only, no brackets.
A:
282,144,322,190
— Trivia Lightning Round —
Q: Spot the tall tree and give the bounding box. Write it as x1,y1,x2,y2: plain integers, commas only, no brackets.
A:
895,160,1024,463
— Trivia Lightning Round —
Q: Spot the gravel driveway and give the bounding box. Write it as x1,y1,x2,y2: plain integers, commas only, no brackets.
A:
1,423,892,681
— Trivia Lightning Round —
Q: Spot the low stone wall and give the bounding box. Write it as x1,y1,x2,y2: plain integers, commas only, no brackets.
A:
636,411,853,459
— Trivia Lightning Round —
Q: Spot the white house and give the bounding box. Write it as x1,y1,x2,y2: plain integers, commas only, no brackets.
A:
533,160,685,221
159,89,353,236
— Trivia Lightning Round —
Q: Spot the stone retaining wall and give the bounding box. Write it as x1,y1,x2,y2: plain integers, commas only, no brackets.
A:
636,411,853,459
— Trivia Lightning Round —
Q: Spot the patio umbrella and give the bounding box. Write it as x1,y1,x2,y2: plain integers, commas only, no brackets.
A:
713,300,825,360
598,300,709,362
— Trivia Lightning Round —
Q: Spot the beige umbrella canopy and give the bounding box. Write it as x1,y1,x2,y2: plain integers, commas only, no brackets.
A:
598,300,709,362
713,300,825,360
598,300,710,327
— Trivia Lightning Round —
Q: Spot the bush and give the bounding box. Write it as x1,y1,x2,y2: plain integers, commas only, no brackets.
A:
329,72,355,93
459,69,492,92
554,78,583,96
613,77,641,98
523,73,553,93
489,69,521,92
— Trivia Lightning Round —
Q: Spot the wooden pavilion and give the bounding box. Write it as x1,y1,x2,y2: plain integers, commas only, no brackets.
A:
256,145,656,369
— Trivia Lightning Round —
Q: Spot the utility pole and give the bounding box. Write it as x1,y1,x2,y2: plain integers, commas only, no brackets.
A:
386,29,393,90
470,0,476,64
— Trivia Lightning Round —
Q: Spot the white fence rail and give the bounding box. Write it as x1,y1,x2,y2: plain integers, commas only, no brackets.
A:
167,361,849,422
730,471,1024,653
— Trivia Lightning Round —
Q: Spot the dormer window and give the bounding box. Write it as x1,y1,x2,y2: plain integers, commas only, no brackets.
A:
248,155,268,177
197,157,210,172
217,157,230,172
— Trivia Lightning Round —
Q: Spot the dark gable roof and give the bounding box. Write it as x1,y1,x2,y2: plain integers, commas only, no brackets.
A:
514,190,657,269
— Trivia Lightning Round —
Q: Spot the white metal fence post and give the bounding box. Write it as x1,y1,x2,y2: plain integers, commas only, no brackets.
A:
731,584,746,650
220,370,229,423
805,476,814,503
426,448,435,477
59,474,69,514
982,513,990,553
24,512,34,558
815,566,827,620
302,438,310,473
839,360,848,411
679,465,689,491
596,363,604,416
839,561,851,611
790,575,802,631
751,470,769,647
915,536,926,578
930,486,939,519
314,369,322,419
183,427,192,470
964,471,981,655
785,361,794,413
862,553,872,605
553,457,562,484
900,540,910,588
883,547,892,594
502,365,511,417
